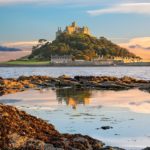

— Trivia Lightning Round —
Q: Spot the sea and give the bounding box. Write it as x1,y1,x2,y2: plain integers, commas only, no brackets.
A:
0,66,150,80
0,66,150,150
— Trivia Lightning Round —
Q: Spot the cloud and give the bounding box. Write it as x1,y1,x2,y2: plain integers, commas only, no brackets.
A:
0,0,106,6
0,0,56,5
129,45,150,50
2,41,38,51
0,46,21,52
87,3,150,16
119,37,150,61
0,41,38,62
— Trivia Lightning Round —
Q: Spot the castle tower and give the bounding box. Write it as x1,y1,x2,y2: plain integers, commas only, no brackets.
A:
56,22,91,38
80,26,90,35
56,27,62,38
72,21,77,27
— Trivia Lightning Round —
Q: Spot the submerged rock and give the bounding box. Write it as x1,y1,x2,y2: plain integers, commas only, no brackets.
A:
101,126,113,130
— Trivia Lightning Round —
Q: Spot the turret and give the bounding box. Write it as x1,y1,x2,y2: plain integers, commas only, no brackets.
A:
72,21,77,27
56,27,62,38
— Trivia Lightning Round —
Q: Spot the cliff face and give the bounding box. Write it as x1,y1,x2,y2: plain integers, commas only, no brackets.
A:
0,104,125,150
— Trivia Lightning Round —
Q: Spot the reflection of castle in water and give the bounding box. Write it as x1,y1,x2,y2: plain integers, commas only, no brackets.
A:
56,88,91,109
68,97,90,109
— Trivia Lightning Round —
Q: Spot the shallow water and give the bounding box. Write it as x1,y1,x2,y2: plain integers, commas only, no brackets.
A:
0,66,150,80
1,88,150,150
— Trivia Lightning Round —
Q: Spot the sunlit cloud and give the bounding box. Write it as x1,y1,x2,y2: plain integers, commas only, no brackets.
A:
2,41,38,50
87,3,150,16
119,37,150,61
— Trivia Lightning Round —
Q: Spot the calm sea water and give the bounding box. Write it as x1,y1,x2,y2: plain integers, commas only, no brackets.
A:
1,88,150,150
0,66,150,80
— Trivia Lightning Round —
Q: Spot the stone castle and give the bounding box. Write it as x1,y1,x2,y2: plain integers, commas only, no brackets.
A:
56,22,91,37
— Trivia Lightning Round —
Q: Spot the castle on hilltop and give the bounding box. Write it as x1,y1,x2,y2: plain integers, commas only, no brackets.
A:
56,22,91,37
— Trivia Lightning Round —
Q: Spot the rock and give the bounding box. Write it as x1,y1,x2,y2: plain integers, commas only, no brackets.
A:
59,75,71,79
98,81,129,90
101,126,113,130
0,75,149,96
0,104,112,150
120,76,136,84
101,146,125,150
143,148,150,150
20,139,63,150
2,112,9,117
139,84,150,93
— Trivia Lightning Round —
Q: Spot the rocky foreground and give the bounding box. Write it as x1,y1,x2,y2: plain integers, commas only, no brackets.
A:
0,76,150,150
0,104,150,150
0,103,125,150
0,75,150,96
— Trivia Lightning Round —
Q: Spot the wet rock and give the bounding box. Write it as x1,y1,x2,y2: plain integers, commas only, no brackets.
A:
101,146,125,150
98,81,129,90
120,76,136,84
59,75,71,80
1,104,115,150
0,75,150,96
139,84,150,93
101,126,113,130
143,148,150,150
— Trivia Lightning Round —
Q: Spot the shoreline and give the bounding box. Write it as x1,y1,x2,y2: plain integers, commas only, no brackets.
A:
0,75,150,96
0,63,150,67
0,65,150,67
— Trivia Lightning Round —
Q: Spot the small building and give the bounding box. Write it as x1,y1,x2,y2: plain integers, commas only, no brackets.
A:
92,55,115,65
50,55,72,64
113,56,142,63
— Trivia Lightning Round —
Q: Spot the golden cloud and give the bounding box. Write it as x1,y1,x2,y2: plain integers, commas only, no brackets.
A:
119,37,150,61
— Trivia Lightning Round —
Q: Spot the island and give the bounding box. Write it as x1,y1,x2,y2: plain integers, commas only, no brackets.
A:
2,22,149,67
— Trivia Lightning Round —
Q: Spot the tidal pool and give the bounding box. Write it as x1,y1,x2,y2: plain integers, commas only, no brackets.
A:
0,88,150,150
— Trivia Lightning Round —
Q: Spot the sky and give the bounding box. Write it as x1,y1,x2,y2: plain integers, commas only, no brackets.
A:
0,0,150,61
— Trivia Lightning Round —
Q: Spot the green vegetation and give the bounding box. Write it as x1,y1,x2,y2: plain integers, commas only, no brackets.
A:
3,60,50,65
29,33,140,61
